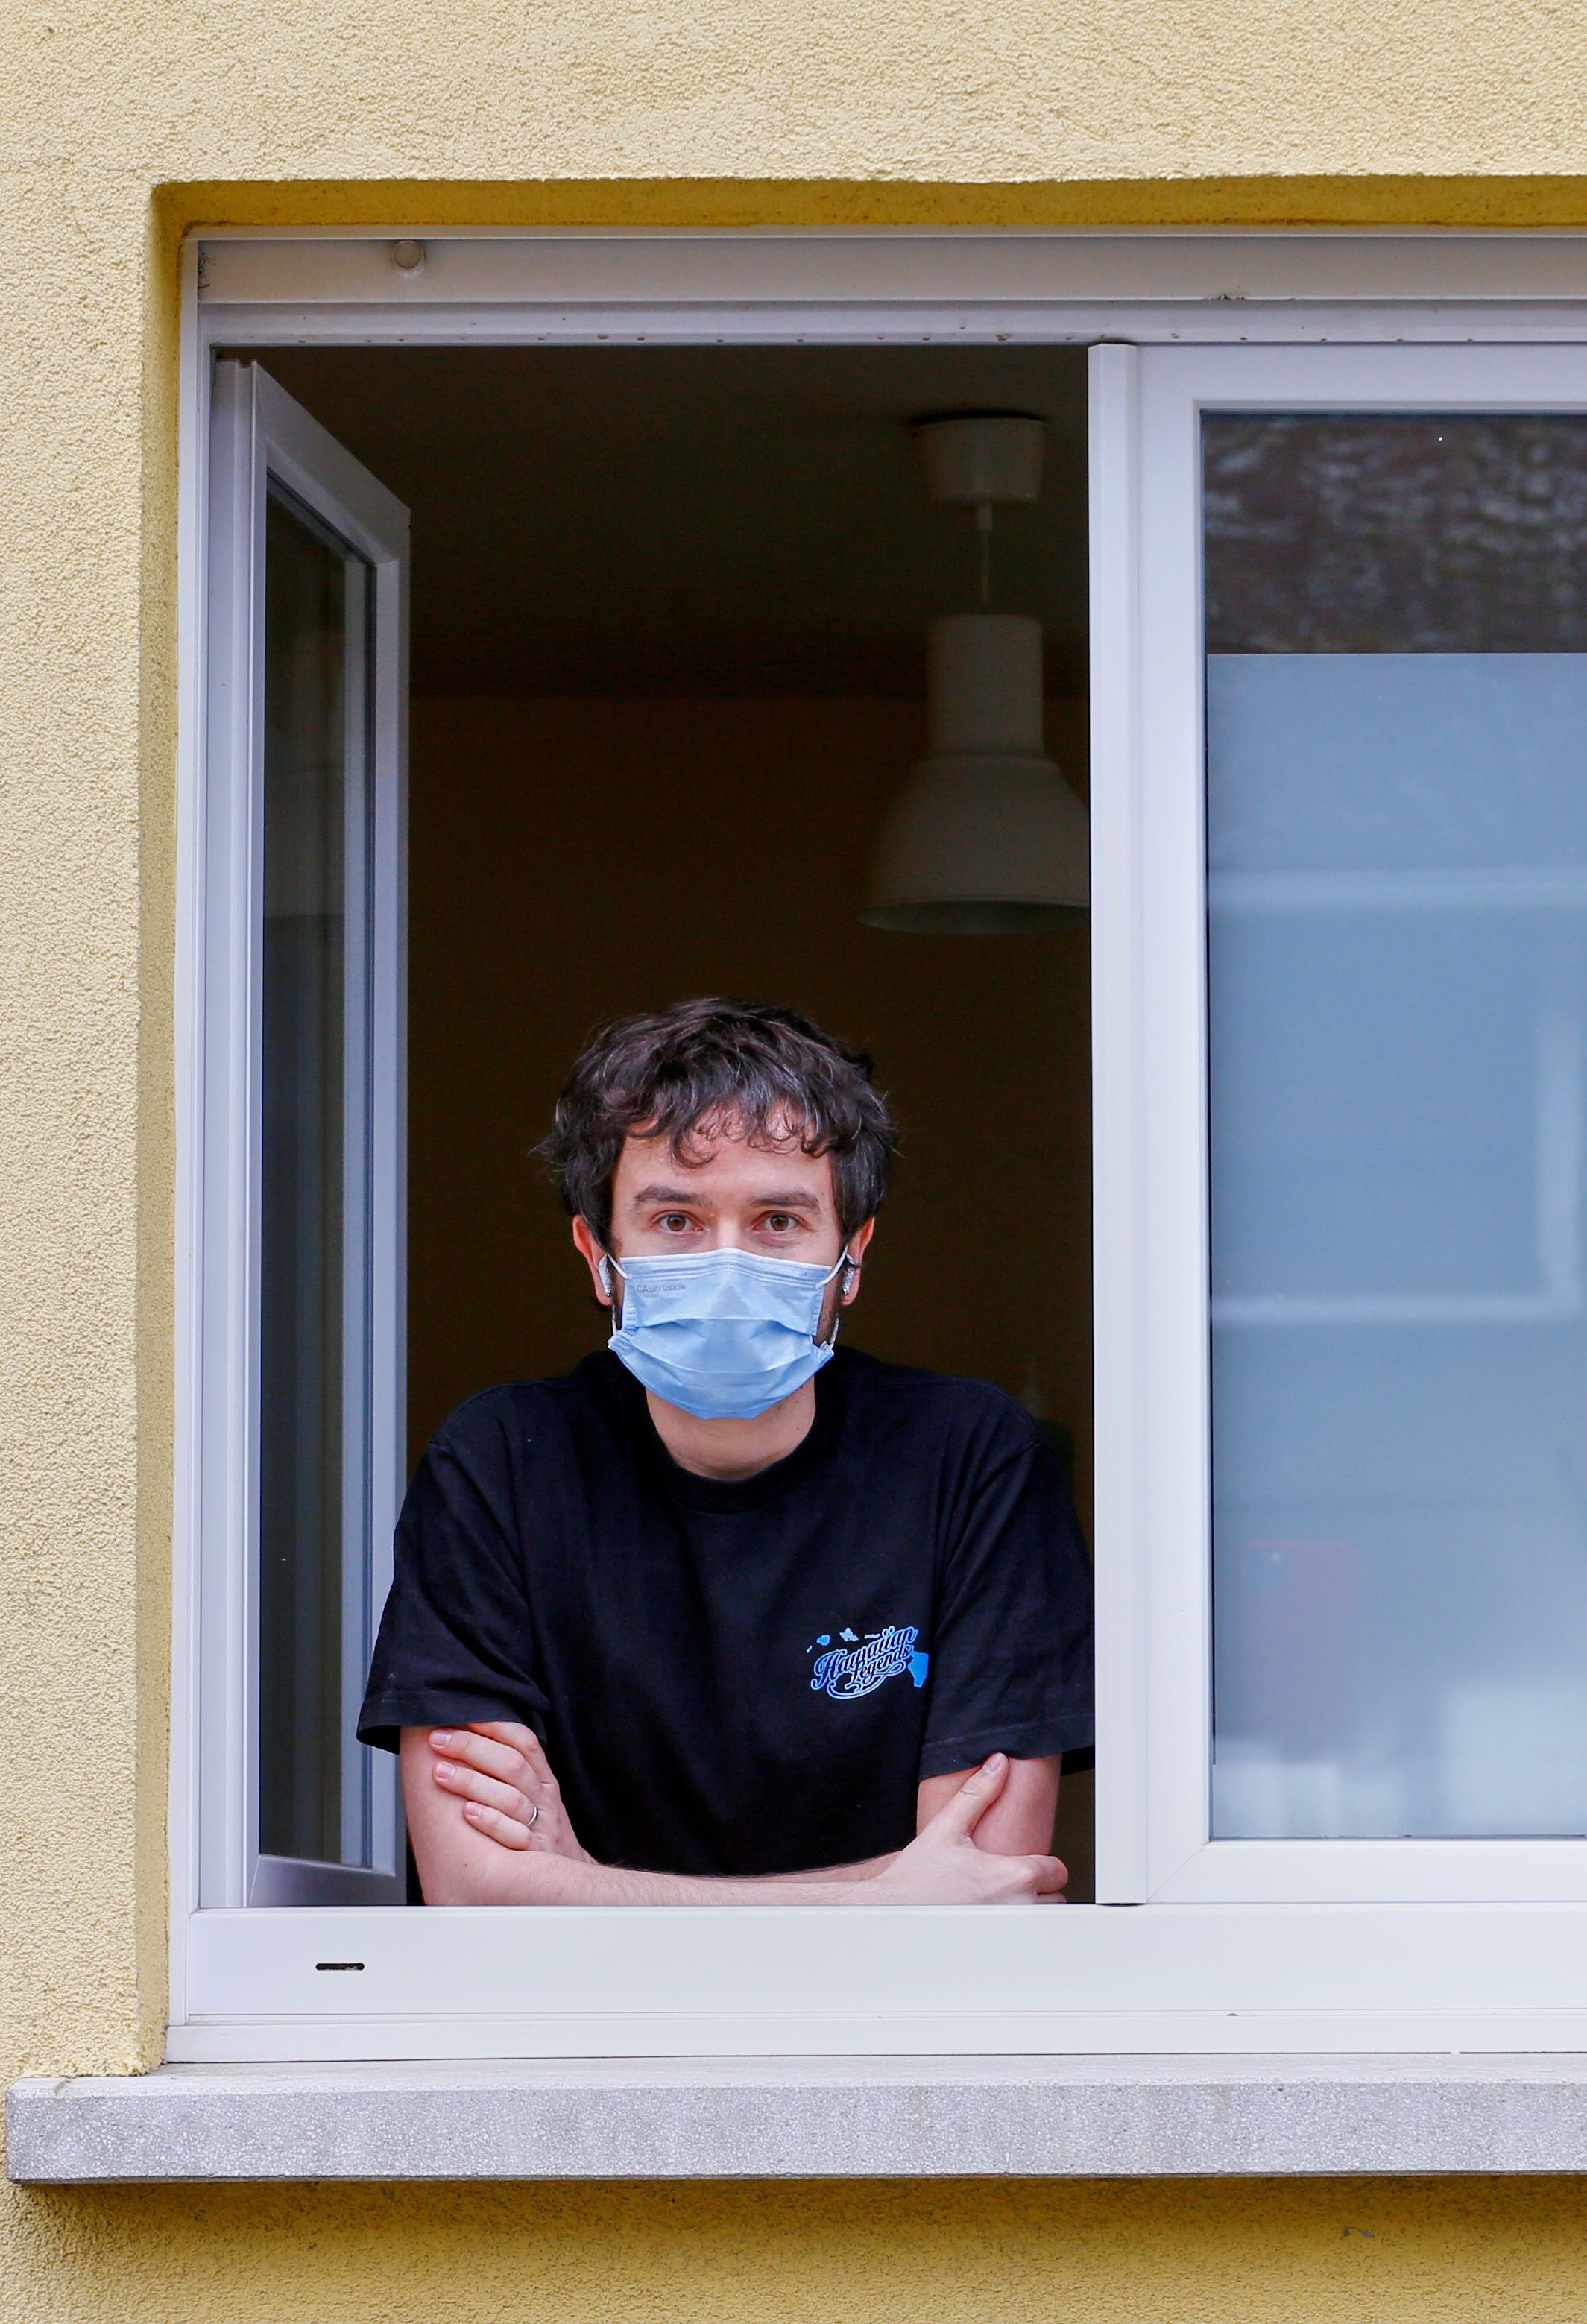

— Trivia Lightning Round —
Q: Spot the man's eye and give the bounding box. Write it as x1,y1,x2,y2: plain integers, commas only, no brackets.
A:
658,1214,694,1233
763,1215,795,1232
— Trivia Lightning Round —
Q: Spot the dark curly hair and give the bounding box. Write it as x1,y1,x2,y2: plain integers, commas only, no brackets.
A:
540,998,898,1243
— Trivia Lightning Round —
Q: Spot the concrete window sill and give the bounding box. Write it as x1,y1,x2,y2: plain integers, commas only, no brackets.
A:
13,2055,1587,2181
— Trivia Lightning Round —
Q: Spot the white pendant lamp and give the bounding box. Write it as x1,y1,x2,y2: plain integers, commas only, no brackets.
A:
861,417,1090,935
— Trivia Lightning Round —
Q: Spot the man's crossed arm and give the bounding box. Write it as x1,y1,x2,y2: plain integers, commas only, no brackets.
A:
402,1724,1066,1906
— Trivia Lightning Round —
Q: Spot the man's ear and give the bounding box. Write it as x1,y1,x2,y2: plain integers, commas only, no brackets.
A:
571,1214,614,1307
841,1216,877,1305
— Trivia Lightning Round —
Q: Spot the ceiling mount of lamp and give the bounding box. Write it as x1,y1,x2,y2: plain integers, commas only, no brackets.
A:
860,414,1090,935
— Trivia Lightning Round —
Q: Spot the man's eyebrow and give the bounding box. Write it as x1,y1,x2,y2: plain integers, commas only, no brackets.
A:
625,1184,823,1212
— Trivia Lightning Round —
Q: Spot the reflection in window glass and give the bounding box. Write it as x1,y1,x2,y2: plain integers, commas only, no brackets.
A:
259,487,357,1866
1206,417,1587,1839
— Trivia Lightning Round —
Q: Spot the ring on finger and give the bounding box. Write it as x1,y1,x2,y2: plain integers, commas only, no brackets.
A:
525,1801,540,1829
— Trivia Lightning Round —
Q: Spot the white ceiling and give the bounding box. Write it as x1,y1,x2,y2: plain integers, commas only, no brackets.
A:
248,344,1089,698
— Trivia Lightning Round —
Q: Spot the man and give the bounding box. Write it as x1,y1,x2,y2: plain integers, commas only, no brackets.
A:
359,999,1094,1903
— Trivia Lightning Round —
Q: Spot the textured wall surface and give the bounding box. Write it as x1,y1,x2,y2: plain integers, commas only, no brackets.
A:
10,0,1587,2308
15,2176,1587,2320
11,0,1587,188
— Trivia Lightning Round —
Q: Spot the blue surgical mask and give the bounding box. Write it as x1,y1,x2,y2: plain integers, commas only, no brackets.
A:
600,1244,856,1421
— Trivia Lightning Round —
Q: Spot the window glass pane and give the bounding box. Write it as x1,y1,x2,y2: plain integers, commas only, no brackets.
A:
259,487,356,1865
1206,415,1587,1839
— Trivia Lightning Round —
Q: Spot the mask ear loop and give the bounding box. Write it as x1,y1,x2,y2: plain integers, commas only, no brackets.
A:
596,1251,625,1299
819,1246,861,1348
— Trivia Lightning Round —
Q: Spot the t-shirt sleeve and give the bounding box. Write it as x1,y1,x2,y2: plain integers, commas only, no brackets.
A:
917,1406,1094,1780
356,1400,550,1754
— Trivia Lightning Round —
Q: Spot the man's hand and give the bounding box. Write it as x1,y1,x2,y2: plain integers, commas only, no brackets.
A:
424,1722,592,1860
864,1755,1067,1904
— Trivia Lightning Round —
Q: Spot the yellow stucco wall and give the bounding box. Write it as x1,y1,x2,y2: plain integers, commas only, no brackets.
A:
13,0,1587,2308
12,2176,1587,2321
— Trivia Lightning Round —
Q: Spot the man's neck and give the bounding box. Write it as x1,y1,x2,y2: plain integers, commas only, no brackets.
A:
646,1381,817,1481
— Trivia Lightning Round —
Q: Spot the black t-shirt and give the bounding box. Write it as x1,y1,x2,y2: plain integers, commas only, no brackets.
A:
359,1347,1094,1878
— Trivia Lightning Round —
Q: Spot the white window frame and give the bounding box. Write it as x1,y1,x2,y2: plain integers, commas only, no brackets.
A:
171,229,1587,2062
183,354,409,1919
1093,337,1587,1910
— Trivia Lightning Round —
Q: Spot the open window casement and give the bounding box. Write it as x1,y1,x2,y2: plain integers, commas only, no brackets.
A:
195,360,409,1910
175,260,1587,2059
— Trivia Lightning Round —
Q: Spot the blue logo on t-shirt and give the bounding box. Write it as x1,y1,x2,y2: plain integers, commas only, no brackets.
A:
808,1624,930,1699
